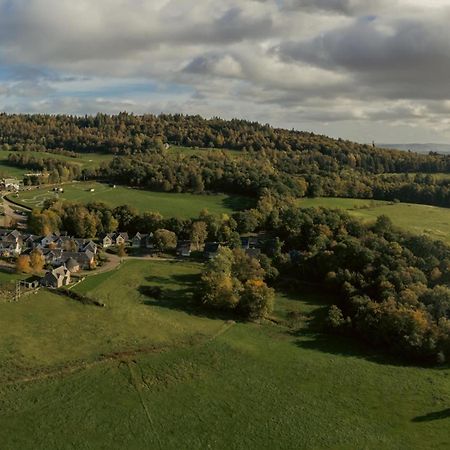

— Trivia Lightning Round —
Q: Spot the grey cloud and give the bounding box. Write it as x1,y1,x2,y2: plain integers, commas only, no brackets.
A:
277,15,450,100
281,0,390,15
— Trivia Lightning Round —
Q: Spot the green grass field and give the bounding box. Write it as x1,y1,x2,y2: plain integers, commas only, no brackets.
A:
298,197,450,243
0,150,114,179
13,181,253,218
0,259,449,449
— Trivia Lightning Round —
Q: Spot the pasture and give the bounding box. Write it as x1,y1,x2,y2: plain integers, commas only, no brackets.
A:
298,197,450,244
13,182,253,218
0,259,449,449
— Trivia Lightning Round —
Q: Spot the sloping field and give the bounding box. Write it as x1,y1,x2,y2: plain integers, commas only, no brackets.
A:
13,182,253,218
0,260,448,449
298,197,450,243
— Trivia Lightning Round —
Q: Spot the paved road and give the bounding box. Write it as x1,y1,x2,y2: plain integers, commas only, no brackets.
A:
1,194,28,228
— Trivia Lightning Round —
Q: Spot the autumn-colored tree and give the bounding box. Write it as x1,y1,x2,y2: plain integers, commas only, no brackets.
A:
200,272,241,311
29,249,45,273
117,243,127,257
16,255,31,274
190,221,208,250
238,279,274,320
153,229,177,252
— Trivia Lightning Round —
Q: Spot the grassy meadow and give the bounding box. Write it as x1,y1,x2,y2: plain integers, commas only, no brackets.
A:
0,259,449,449
298,197,450,244
0,150,114,179
13,181,253,218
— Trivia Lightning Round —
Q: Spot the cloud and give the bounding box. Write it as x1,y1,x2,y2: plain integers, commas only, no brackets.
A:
277,13,450,100
0,0,450,143
281,0,390,15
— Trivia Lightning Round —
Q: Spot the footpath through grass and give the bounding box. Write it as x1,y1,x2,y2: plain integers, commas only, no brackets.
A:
298,197,450,244
0,259,449,449
14,181,253,218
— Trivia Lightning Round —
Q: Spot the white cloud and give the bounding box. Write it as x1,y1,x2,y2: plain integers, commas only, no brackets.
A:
0,0,450,142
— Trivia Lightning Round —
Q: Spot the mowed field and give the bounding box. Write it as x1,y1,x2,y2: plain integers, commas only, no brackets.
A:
0,259,449,449
13,182,253,218
298,197,450,243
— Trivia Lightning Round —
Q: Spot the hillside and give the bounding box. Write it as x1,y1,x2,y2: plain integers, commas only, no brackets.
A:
1,260,449,449
1,113,450,174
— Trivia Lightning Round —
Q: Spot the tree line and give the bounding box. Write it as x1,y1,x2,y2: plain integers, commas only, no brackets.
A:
1,112,450,174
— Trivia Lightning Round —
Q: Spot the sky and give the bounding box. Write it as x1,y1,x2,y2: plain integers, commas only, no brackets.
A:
1,0,450,144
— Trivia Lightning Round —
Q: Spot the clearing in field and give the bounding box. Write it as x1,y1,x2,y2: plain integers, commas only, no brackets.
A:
0,259,449,449
298,197,450,244
14,181,254,218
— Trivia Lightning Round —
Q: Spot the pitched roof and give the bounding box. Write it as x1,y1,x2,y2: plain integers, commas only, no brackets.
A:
65,257,80,270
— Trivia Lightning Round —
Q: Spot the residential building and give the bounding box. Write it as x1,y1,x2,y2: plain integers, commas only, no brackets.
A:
41,266,71,288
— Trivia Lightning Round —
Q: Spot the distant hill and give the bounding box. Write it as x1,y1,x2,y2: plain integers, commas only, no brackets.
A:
379,143,450,154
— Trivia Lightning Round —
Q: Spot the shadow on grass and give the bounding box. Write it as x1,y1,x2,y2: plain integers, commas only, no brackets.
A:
412,408,450,422
221,195,255,212
139,274,237,322
280,283,442,368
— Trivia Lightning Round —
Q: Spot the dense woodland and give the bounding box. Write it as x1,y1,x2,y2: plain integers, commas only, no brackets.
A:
4,112,450,364
1,112,450,173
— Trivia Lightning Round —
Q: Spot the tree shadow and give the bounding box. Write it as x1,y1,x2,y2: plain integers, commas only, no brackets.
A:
139,284,237,322
293,330,405,366
412,409,450,422
221,195,255,212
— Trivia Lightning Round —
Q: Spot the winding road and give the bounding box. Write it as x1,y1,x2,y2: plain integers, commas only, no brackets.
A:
1,194,29,228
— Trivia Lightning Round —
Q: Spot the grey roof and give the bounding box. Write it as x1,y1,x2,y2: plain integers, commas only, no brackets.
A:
65,257,80,270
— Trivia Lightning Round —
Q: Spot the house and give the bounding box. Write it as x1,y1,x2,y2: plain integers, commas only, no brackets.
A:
21,277,41,289
177,240,192,257
41,233,60,248
132,232,145,247
64,257,80,273
101,232,129,248
42,248,63,264
131,232,153,249
0,230,23,255
54,250,95,270
240,236,260,250
82,241,97,254
23,234,41,249
102,233,114,248
204,242,220,260
41,266,71,288
115,232,129,246
3,178,20,191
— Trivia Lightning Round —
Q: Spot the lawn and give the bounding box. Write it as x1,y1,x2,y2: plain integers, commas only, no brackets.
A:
13,181,254,218
0,259,449,449
298,197,450,244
